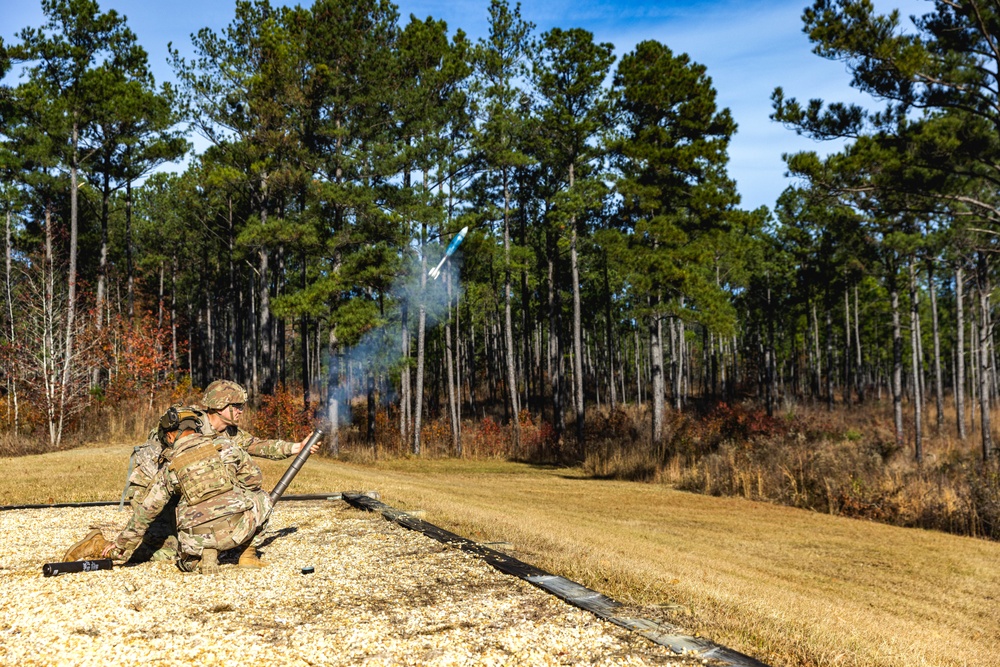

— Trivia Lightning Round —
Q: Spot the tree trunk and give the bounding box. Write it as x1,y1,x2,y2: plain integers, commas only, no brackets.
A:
5,210,19,434
446,269,460,454
977,254,993,460
956,265,967,440
326,326,340,455
825,308,834,412
467,299,478,417
986,306,997,404
910,261,923,463
448,173,462,452
400,299,410,449
58,121,81,447
669,317,684,412
854,283,864,402
766,285,775,417
414,221,428,456
301,250,311,413
258,245,271,397
844,282,851,405
487,319,497,405
603,256,616,409
157,262,165,363
207,302,215,381
547,227,565,439
634,326,642,406
257,174,272,397
915,292,926,412
187,303,194,380
196,306,205,384
42,202,59,445
366,371,376,446
520,202,531,415
155,262,165,329
890,275,905,451
250,272,258,394
44,203,57,446
971,308,979,434
619,327,626,404
570,172,585,453
125,155,135,320
731,335,740,402
277,245,286,388
679,315,688,406
927,261,944,433
93,169,110,389
650,303,665,445
502,169,521,450
456,289,463,428
96,170,109,331
812,299,822,401
228,197,237,382
171,257,178,372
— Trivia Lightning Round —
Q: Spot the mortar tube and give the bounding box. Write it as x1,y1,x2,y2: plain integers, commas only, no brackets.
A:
269,429,325,504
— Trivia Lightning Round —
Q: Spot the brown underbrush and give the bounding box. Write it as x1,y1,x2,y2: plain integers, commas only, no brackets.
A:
329,399,558,463
0,378,203,456
4,380,999,542
583,399,1000,541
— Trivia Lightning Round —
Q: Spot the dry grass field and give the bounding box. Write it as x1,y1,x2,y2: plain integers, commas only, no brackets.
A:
2,444,998,667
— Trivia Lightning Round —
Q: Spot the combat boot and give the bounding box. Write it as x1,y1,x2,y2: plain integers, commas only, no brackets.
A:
199,548,220,575
177,555,199,573
238,543,266,568
63,529,111,562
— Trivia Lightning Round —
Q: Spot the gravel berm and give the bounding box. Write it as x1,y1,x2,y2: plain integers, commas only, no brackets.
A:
0,501,698,666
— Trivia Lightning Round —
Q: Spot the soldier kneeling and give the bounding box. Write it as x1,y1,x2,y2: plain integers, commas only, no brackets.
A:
100,432,273,574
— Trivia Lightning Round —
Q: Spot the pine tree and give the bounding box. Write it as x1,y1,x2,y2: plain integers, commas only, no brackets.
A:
470,0,535,450
6,0,142,446
612,40,737,444
171,0,312,396
531,27,614,454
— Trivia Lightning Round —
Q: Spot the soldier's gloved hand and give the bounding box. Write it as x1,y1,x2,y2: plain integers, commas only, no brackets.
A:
100,542,124,560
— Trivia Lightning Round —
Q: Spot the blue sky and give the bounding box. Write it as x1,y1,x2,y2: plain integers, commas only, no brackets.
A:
1,0,928,212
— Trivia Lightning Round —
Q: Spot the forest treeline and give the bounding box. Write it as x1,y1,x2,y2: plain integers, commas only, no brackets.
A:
2,0,1000,493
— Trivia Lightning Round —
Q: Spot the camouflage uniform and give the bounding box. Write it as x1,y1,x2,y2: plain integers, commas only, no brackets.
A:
124,417,299,502
111,432,273,568
120,380,299,561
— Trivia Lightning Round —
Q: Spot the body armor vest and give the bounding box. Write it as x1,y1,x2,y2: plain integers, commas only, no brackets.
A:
167,435,235,508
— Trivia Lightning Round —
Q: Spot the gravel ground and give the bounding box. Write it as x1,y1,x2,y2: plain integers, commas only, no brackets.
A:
0,501,693,666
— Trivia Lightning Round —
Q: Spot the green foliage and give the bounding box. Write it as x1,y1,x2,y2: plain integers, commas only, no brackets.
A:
611,40,738,327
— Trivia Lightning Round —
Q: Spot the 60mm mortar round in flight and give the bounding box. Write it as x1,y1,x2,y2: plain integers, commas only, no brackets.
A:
428,226,469,280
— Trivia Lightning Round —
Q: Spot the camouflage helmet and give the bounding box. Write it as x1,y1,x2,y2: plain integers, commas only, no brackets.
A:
202,380,248,410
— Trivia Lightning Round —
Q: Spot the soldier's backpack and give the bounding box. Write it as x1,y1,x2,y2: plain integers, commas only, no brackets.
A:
118,406,208,509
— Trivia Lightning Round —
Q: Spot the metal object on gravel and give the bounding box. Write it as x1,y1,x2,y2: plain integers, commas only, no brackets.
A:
42,559,113,577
